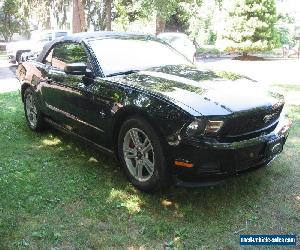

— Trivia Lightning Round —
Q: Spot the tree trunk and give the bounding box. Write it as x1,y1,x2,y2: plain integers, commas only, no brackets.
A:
155,13,165,35
73,0,86,33
45,5,52,30
106,0,112,31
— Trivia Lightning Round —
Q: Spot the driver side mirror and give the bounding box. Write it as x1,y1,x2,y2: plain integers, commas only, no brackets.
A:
64,62,94,78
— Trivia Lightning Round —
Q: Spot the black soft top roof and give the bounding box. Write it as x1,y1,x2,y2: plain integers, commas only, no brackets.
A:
37,31,155,62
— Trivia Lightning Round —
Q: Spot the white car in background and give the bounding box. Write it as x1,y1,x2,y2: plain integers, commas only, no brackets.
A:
157,32,197,62
6,30,69,64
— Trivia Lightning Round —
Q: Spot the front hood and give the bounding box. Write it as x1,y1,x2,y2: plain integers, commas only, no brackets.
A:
109,65,284,116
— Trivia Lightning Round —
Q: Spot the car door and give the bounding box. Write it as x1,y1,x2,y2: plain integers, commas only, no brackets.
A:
40,42,107,145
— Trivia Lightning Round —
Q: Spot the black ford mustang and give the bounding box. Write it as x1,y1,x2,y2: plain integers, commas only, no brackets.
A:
17,32,291,191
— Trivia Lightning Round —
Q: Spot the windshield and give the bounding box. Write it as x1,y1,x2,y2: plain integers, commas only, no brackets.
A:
88,38,191,76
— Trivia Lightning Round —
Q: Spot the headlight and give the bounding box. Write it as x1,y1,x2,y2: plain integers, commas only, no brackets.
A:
186,119,224,137
186,119,206,136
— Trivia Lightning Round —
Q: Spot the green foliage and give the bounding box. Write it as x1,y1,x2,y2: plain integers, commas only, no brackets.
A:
53,43,88,63
278,27,296,47
22,0,52,29
112,0,149,30
277,13,295,25
115,0,148,22
137,0,200,23
216,71,244,81
53,0,72,29
196,47,221,56
207,30,217,45
165,4,190,33
85,0,107,30
19,0,71,30
143,0,180,20
182,1,221,46
276,13,296,48
112,0,195,33
223,0,280,53
0,0,28,41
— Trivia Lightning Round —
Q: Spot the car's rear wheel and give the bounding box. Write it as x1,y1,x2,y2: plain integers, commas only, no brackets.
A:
118,116,170,192
24,88,45,131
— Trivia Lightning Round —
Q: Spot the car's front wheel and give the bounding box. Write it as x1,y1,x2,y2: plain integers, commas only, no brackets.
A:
118,116,170,192
24,88,45,131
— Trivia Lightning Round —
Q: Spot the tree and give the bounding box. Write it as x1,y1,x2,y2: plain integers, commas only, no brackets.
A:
73,0,86,32
173,0,226,45
20,0,71,31
54,0,72,29
153,0,180,34
112,0,150,31
0,0,27,41
164,4,189,33
140,0,204,35
106,0,112,30
84,0,115,31
85,0,106,30
277,13,296,47
223,0,279,54
133,0,180,34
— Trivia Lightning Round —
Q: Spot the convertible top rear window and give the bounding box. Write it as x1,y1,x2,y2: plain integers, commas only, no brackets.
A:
88,38,191,76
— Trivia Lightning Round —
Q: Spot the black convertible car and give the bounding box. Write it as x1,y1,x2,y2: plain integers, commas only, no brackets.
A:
17,32,291,191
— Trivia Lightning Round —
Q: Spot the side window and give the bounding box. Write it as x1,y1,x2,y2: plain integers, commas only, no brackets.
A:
50,43,89,71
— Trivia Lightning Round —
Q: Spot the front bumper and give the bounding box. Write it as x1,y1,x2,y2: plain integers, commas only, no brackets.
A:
171,116,292,186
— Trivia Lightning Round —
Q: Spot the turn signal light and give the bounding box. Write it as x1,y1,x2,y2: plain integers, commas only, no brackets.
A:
174,160,194,168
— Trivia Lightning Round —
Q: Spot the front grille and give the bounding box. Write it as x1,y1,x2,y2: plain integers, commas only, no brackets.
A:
220,103,283,137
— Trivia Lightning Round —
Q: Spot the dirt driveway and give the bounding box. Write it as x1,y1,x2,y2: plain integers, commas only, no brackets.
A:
0,60,19,93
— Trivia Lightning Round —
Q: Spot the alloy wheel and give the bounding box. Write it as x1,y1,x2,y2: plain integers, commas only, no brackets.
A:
25,92,38,128
122,128,155,182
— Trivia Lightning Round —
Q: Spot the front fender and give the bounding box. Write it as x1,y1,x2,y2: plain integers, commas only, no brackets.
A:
109,85,193,143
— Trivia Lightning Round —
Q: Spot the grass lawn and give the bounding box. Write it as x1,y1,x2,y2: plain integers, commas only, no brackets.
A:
0,86,299,249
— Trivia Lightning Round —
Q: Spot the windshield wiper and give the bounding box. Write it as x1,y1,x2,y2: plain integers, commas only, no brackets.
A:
106,70,140,77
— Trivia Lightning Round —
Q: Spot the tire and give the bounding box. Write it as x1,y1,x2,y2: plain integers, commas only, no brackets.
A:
118,116,171,192
23,88,45,131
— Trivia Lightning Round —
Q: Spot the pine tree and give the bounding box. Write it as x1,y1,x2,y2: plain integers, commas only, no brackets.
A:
223,0,279,55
